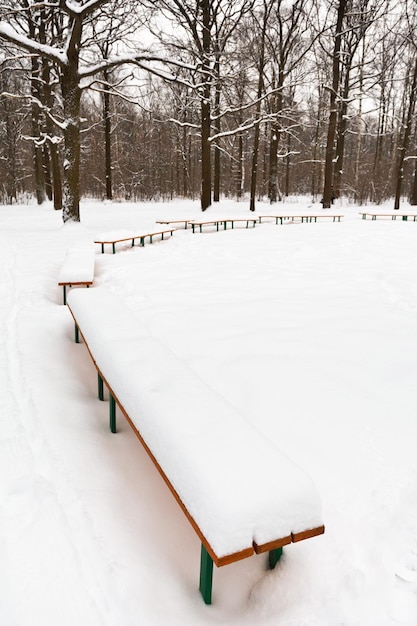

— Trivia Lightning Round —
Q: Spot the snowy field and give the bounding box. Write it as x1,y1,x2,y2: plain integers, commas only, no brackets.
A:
1,197,417,626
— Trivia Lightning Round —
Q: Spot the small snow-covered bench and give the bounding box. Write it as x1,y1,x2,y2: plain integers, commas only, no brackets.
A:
189,218,258,233
359,211,417,221
66,288,325,604
94,228,175,254
156,218,194,229
258,214,344,225
58,246,95,304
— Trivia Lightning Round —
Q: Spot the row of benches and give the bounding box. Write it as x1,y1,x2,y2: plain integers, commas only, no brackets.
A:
60,208,417,303
359,211,417,221
58,213,344,303
66,288,325,604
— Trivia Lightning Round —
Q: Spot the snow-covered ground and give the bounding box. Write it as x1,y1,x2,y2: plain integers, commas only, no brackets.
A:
1,197,417,625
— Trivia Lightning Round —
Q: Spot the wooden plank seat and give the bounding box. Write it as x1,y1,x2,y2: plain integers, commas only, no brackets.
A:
94,228,175,253
190,218,257,233
155,219,194,229
66,288,325,604
58,245,95,305
359,211,417,221
258,214,343,225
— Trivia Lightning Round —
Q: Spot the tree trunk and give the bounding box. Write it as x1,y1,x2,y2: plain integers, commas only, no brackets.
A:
61,64,82,222
213,52,221,203
333,66,350,199
40,17,63,210
249,2,269,212
410,154,417,205
394,55,417,210
43,144,53,201
103,68,113,201
322,0,347,208
268,74,283,204
31,56,46,205
200,0,212,211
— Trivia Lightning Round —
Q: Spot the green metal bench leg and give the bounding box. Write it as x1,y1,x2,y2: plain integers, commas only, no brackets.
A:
199,544,213,605
268,546,283,569
63,285,67,305
98,373,104,401
112,243,116,254
109,393,117,433
74,323,80,344
101,243,105,253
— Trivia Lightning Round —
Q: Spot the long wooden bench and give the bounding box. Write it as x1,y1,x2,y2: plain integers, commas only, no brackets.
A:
359,211,417,221
156,219,194,229
258,214,343,224
189,218,257,233
94,228,175,253
58,245,95,304
66,288,325,604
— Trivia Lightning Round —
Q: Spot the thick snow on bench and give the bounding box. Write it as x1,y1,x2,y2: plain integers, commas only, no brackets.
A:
58,246,95,284
94,229,143,243
67,288,323,560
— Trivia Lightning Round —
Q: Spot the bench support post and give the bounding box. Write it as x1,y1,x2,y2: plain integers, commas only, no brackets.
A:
109,393,117,433
268,546,283,569
199,544,213,605
74,323,80,344
98,373,104,401
63,285,67,305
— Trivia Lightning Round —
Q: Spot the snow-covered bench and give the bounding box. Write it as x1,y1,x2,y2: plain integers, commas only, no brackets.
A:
189,218,258,233
359,211,417,221
94,228,175,253
58,245,95,304
156,218,194,229
258,214,344,224
66,288,325,604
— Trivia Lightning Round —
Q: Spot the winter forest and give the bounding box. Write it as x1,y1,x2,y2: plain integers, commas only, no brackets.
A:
0,0,416,220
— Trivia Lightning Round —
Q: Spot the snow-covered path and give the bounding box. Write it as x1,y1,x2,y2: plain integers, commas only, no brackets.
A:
1,199,417,625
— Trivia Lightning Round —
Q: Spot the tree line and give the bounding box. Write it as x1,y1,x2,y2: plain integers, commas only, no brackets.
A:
0,0,416,221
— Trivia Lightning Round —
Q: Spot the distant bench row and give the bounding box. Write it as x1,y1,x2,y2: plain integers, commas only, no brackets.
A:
58,214,344,302
359,211,417,221
156,213,344,232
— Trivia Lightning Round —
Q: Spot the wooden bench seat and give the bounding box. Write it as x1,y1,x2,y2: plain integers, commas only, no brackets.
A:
58,245,95,304
156,219,193,229
258,214,343,225
359,211,417,221
66,288,325,604
189,218,257,233
94,228,175,253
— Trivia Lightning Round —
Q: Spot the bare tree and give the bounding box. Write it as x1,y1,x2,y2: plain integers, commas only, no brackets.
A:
0,0,188,221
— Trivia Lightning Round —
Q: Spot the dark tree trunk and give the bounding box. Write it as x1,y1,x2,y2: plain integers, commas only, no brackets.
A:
31,55,46,205
43,144,53,201
322,0,347,208
268,122,279,203
394,56,417,210
61,43,82,222
200,0,212,211
213,52,221,203
103,68,113,200
411,155,417,205
40,15,63,210
250,2,269,212
333,67,351,199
